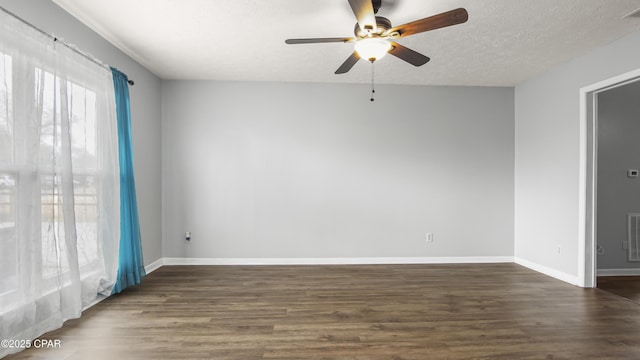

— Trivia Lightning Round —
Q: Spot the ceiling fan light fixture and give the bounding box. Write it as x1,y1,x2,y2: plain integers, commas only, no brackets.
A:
285,4,468,75
354,37,391,62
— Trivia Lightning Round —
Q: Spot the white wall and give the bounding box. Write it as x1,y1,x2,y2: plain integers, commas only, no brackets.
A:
597,81,640,270
162,81,514,260
515,30,640,279
0,0,163,265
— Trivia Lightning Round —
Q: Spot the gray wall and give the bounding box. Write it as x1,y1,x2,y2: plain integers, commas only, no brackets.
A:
597,81,640,270
162,81,514,259
515,29,640,278
0,0,163,265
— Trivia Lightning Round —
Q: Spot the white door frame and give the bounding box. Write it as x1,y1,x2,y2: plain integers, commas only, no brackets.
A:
579,68,640,287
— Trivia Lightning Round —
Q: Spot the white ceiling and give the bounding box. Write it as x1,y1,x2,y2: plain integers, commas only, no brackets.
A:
53,0,640,86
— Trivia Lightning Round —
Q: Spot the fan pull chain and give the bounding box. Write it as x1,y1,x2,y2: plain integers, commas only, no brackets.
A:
370,60,375,102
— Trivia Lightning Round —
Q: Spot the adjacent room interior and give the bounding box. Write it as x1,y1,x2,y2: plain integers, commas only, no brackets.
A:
1,0,640,358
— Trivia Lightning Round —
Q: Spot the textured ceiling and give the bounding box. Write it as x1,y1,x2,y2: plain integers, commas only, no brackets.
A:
53,0,640,86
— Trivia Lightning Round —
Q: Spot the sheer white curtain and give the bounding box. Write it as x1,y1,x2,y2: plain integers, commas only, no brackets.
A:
0,9,120,357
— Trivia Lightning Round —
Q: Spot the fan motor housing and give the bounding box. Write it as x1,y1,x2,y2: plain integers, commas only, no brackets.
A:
354,16,392,38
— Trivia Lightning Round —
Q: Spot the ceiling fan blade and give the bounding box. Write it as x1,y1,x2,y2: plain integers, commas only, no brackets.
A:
348,0,377,32
335,52,361,74
285,37,354,44
389,8,468,38
388,42,430,66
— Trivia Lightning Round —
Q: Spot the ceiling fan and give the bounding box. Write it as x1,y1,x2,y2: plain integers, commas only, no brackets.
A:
285,0,469,74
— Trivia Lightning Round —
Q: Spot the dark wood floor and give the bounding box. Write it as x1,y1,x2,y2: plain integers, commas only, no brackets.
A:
598,276,640,304
8,263,640,359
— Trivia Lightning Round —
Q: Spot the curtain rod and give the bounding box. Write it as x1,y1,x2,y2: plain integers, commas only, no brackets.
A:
0,5,134,86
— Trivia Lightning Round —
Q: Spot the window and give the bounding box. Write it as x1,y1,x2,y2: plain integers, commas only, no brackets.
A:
35,68,101,278
0,57,104,288
0,9,120,355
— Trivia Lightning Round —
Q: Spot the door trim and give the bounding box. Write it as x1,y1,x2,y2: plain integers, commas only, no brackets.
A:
579,68,640,287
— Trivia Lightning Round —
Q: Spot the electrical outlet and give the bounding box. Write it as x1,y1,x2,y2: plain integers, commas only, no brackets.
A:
556,245,561,254
426,233,434,243
185,231,191,241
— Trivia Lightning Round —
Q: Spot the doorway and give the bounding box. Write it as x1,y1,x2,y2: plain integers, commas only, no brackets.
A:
580,68,640,288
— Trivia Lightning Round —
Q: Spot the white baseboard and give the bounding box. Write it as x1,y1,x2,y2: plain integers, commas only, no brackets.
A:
159,256,514,266
144,258,165,274
514,257,579,286
597,268,640,276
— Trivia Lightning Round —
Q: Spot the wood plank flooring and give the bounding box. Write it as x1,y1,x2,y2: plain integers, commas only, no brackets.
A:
598,276,640,304
7,263,640,359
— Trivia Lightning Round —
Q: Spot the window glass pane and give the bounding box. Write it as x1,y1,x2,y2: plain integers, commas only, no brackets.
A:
36,68,59,168
70,84,97,171
0,174,17,294
75,174,97,267
40,175,70,278
0,54,12,165
0,53,16,294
